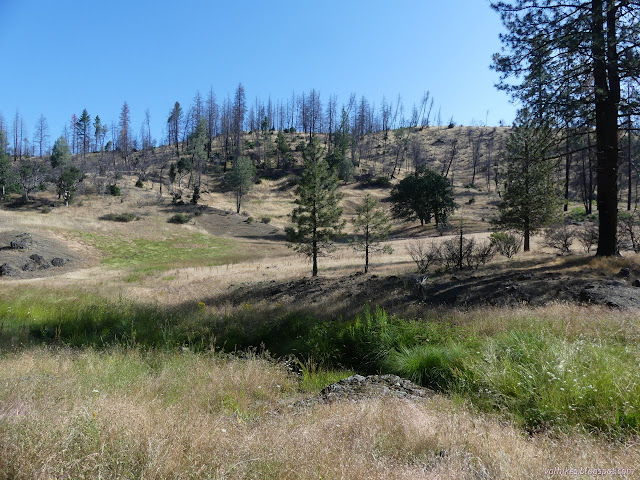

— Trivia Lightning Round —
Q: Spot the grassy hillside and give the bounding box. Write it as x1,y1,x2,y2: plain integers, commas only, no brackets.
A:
1,125,639,479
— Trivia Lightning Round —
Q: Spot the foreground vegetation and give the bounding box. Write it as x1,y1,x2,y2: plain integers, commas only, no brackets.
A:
2,290,639,439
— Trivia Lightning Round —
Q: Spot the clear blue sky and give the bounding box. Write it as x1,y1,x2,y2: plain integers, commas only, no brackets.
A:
0,0,517,149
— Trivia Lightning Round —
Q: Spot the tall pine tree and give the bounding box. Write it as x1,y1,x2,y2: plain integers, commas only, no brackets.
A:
286,136,344,276
494,111,561,251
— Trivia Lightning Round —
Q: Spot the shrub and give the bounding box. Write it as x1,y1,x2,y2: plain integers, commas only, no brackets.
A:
408,237,495,273
490,232,522,258
135,179,144,188
407,241,441,274
168,213,192,224
467,197,476,204
100,212,140,222
106,184,121,196
543,224,575,254
576,222,599,253
260,216,271,224
246,216,254,224
362,176,391,188
40,206,51,214
618,212,640,253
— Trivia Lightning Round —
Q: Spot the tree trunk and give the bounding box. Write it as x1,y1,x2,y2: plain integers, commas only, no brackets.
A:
593,0,620,256
364,227,369,274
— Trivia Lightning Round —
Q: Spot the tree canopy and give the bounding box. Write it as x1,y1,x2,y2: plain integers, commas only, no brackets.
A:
286,136,344,276
494,111,561,251
492,0,640,255
390,168,456,228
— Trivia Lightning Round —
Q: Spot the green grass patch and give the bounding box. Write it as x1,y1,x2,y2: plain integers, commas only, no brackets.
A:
76,231,235,275
1,291,639,437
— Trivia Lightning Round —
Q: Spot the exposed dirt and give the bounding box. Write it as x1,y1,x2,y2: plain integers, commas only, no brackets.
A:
223,256,640,314
0,231,87,280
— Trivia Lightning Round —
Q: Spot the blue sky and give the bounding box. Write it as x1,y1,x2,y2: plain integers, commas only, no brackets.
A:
0,0,517,149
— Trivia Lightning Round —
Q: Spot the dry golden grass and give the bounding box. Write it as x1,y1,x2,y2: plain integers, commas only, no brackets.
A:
1,348,638,480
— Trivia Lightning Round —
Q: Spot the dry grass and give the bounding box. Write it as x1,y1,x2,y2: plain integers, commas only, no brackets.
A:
1,348,638,480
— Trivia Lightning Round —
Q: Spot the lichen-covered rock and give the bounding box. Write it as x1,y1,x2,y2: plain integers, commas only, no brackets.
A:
10,233,34,250
318,374,435,403
29,254,46,265
51,258,68,267
0,263,16,277
22,262,37,272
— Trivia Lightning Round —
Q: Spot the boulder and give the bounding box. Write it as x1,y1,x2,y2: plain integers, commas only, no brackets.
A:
10,233,34,250
0,263,16,277
618,267,631,278
51,258,68,267
319,374,434,403
29,254,46,265
22,262,37,272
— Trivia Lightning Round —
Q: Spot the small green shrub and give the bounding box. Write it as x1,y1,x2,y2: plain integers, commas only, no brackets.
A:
107,184,121,196
40,206,51,214
260,217,271,224
135,179,144,188
246,216,254,224
168,213,193,224
100,212,140,222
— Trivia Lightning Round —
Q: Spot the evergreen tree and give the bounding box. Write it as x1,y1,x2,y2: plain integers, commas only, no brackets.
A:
57,166,83,207
50,136,71,170
494,111,561,251
168,102,183,156
492,0,640,255
352,194,393,273
275,130,292,169
390,168,456,227
76,109,91,160
286,136,344,276
227,156,255,214
0,130,16,198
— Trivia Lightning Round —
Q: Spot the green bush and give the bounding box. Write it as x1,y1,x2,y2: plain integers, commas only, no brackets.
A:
106,184,121,196
260,217,271,224
100,212,140,222
135,179,144,188
168,213,193,224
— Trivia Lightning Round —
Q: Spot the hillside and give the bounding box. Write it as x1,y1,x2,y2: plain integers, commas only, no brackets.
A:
1,126,640,479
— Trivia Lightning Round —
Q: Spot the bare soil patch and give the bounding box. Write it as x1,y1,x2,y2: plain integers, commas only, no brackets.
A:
221,255,640,315
0,231,88,280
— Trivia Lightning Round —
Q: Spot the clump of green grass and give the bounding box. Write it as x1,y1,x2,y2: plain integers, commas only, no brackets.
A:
99,212,140,222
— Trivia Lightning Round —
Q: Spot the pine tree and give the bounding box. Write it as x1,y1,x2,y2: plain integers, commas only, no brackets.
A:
492,0,640,255
0,129,15,198
494,111,561,251
227,156,255,214
50,136,71,170
286,136,344,276
76,109,91,160
352,194,393,273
